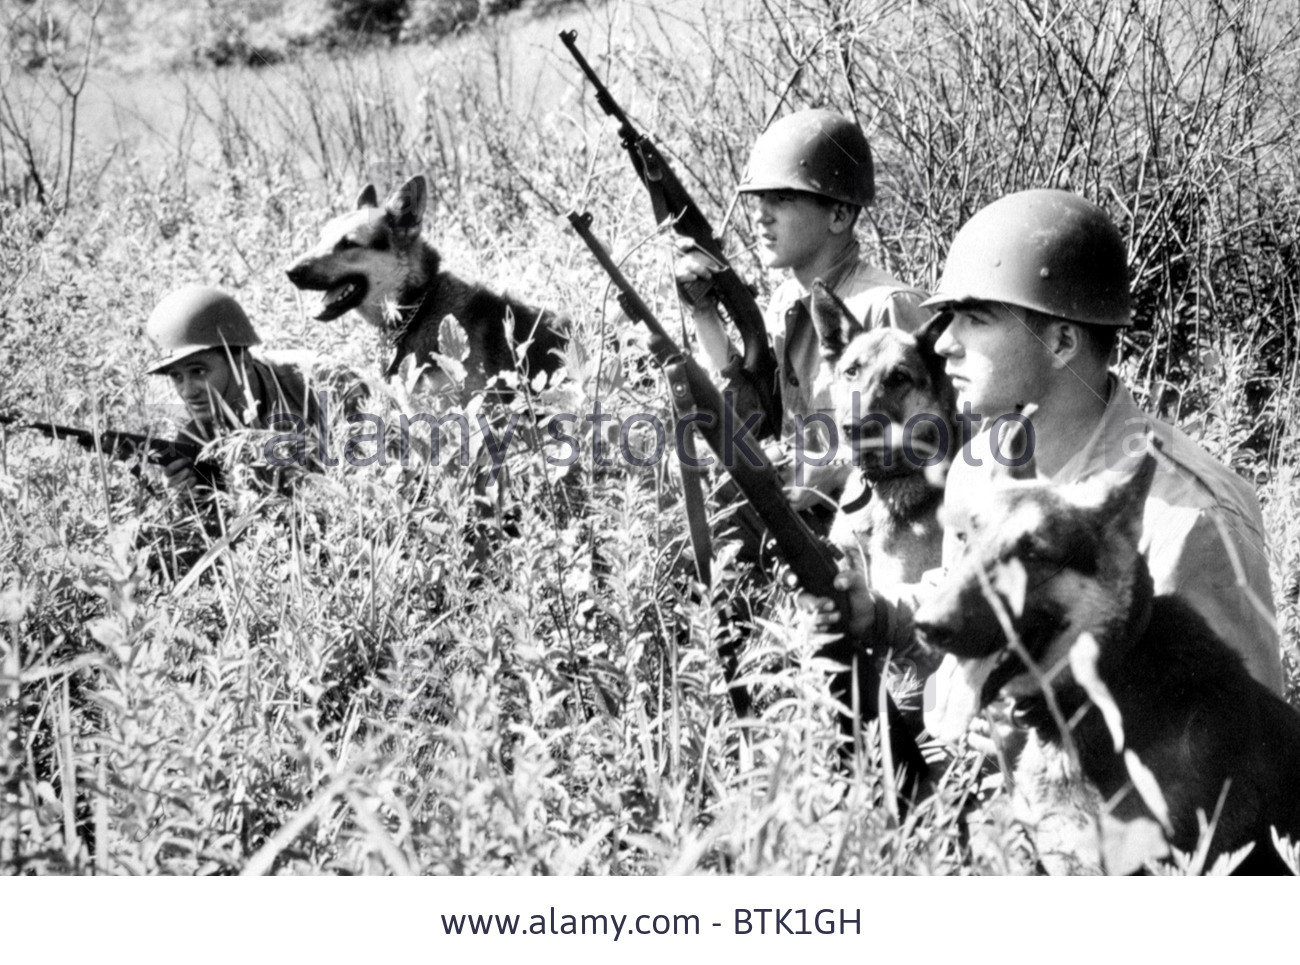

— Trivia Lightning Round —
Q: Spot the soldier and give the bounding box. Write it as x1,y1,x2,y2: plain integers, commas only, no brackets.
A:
673,110,932,727
677,109,928,472
676,109,928,540
813,189,1281,697
144,284,321,500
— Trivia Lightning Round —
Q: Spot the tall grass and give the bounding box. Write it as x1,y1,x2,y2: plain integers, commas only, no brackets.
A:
2,0,1299,874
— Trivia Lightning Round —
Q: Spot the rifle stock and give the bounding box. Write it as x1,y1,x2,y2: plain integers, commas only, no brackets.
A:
561,30,781,441
568,211,924,782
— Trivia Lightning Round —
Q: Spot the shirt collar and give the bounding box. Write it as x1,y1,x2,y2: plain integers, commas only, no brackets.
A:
1054,373,1128,482
794,239,863,304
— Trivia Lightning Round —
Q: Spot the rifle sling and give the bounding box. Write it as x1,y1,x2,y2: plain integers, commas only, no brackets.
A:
676,421,713,588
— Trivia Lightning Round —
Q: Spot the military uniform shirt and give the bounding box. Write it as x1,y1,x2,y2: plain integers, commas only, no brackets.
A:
766,240,928,439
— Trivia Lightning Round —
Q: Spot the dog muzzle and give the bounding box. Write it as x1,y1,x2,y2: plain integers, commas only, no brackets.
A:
923,651,1003,743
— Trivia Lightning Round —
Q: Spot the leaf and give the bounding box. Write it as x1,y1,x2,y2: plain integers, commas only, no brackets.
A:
1203,841,1256,876
87,616,126,651
1124,748,1173,834
1271,828,1300,875
430,352,466,384
0,584,34,623
438,314,470,363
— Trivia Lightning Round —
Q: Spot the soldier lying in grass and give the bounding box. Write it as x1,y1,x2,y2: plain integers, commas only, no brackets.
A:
144,284,324,504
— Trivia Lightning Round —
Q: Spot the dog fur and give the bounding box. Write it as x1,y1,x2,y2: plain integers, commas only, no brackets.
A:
286,175,567,392
915,445,1300,874
809,280,955,591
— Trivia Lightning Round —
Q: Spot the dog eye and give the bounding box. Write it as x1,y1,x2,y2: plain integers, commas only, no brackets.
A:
842,363,860,379
334,237,358,252
1016,536,1055,565
884,369,911,389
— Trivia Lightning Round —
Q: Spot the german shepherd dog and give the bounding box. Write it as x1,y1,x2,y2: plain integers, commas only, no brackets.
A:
286,175,567,392
915,444,1300,874
809,280,955,591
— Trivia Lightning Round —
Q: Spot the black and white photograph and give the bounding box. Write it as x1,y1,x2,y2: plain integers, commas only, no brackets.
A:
2,0,1299,913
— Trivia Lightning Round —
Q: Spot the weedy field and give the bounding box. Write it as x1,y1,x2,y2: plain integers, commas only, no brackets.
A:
2,0,1299,875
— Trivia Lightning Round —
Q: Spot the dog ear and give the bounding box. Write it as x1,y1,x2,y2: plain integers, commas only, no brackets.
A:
385,175,428,235
914,310,950,354
1063,447,1155,551
1099,449,1157,543
356,184,379,209
914,310,955,402
809,279,862,363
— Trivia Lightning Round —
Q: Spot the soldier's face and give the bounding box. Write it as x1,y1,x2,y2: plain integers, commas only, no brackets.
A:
748,190,837,272
165,349,236,424
933,303,1056,418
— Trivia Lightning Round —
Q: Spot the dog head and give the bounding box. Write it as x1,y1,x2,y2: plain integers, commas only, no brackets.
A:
914,435,1157,742
286,175,429,327
810,280,955,482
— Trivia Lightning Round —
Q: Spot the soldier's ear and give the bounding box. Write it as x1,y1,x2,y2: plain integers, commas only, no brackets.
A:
810,279,863,363
828,201,858,235
356,184,379,209
1048,320,1086,369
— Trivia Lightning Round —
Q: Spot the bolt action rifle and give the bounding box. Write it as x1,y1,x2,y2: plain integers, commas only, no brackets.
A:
568,210,925,790
2,414,222,489
560,29,781,443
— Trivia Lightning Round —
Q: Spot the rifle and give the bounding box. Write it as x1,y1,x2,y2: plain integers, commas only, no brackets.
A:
568,210,925,789
560,29,781,443
2,414,222,488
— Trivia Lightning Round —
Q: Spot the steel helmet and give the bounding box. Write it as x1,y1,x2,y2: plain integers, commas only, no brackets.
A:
739,109,875,207
145,285,261,374
921,189,1131,326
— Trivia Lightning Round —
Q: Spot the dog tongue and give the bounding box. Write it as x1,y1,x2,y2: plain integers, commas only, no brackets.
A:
923,652,1001,743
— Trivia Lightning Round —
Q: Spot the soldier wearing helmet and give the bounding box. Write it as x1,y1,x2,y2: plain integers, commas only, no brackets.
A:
146,285,320,499
677,108,927,515
809,189,1281,699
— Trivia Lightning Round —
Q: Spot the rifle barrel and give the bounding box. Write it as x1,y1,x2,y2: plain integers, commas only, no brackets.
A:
559,30,637,134
559,36,781,438
5,417,201,465
566,211,672,345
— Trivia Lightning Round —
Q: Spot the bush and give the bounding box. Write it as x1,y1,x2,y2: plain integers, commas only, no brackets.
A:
402,0,525,41
327,0,409,42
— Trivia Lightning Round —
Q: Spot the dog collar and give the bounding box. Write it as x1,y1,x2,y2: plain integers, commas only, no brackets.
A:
384,283,443,379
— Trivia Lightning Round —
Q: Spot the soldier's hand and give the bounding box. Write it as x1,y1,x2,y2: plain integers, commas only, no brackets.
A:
790,566,877,639
674,237,724,289
788,458,852,511
806,458,853,492
162,455,198,494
